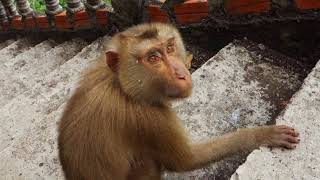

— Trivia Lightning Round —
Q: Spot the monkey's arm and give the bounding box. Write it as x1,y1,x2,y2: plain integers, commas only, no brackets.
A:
151,124,299,172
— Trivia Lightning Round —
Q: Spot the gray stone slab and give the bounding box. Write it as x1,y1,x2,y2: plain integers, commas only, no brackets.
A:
230,59,320,180
0,39,87,107
0,39,15,50
0,38,35,62
165,41,304,179
0,37,106,180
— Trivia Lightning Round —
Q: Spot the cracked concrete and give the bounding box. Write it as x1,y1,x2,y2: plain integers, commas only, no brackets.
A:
230,59,320,180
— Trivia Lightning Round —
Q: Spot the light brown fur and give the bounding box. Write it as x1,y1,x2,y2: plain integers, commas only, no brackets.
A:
58,23,299,180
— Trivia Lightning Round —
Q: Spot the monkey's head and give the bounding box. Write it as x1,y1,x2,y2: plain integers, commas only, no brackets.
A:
105,23,192,104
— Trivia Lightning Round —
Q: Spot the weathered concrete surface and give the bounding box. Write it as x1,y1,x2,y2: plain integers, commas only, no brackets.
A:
0,38,305,179
230,59,320,180
165,42,304,179
0,38,36,61
0,37,106,179
0,39,88,107
0,39,15,50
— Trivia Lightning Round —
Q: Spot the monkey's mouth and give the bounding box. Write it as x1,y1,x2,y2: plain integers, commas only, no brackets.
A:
165,80,192,99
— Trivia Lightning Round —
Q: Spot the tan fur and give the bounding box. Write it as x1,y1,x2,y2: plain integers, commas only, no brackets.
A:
58,23,299,180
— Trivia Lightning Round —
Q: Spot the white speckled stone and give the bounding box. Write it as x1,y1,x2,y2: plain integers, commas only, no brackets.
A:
165,42,303,179
0,37,106,180
230,59,320,180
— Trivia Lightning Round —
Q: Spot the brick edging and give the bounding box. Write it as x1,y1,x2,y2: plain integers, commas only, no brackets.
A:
148,0,320,24
1,0,320,32
1,9,109,32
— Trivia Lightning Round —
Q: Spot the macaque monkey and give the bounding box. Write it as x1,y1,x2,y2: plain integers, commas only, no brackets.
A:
58,22,299,180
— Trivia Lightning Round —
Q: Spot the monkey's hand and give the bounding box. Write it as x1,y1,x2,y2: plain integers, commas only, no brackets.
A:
255,125,300,149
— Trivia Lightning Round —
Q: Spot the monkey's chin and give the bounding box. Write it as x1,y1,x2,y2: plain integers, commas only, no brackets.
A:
165,88,192,99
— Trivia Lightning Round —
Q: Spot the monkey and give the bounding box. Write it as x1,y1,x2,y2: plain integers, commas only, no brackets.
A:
58,22,300,180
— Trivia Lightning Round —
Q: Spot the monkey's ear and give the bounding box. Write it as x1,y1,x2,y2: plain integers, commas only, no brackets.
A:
106,51,119,73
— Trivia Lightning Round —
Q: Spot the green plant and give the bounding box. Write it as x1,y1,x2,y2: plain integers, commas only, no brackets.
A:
27,0,112,13
28,0,46,13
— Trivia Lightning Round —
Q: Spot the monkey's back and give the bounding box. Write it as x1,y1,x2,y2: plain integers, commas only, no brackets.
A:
57,59,133,179
57,59,173,179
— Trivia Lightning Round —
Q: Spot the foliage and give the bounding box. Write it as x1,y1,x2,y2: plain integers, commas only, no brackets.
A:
28,0,46,13
27,0,112,13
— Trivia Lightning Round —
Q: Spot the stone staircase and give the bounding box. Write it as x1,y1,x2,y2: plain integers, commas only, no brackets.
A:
0,36,318,180
230,59,320,180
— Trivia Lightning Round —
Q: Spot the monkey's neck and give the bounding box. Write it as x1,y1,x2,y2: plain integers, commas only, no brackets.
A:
110,77,170,108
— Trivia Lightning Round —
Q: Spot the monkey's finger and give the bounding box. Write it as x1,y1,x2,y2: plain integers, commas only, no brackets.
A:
279,128,299,137
277,140,297,149
277,125,294,130
282,135,300,144
275,125,299,136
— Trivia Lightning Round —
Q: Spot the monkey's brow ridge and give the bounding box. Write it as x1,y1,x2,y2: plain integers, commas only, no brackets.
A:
138,28,159,39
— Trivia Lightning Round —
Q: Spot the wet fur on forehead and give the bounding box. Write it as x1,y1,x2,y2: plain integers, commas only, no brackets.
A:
120,23,181,56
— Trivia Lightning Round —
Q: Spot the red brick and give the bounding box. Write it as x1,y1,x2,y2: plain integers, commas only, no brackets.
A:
55,21,73,29
295,0,320,9
74,19,91,29
37,15,48,23
55,12,72,29
96,9,108,18
96,18,108,27
176,12,208,24
1,21,9,32
148,5,167,16
25,16,36,29
37,15,50,30
38,22,50,30
174,0,208,14
74,10,89,20
225,0,271,15
149,15,170,23
226,0,269,8
54,11,68,21
11,17,23,30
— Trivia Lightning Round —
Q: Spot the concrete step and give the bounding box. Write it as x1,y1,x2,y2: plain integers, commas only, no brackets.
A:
3,40,58,73
0,38,37,62
0,37,107,179
165,40,305,180
0,38,310,179
0,40,57,100
0,39,15,50
0,39,87,107
230,59,320,180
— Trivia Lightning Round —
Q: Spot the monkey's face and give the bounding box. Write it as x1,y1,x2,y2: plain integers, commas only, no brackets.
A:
107,23,193,103
136,37,193,100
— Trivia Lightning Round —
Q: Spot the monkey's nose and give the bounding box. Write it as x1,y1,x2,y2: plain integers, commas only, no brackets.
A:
170,60,188,80
174,70,186,79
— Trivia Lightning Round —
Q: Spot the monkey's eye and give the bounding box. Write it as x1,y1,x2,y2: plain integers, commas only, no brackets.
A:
148,51,162,64
167,43,175,53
